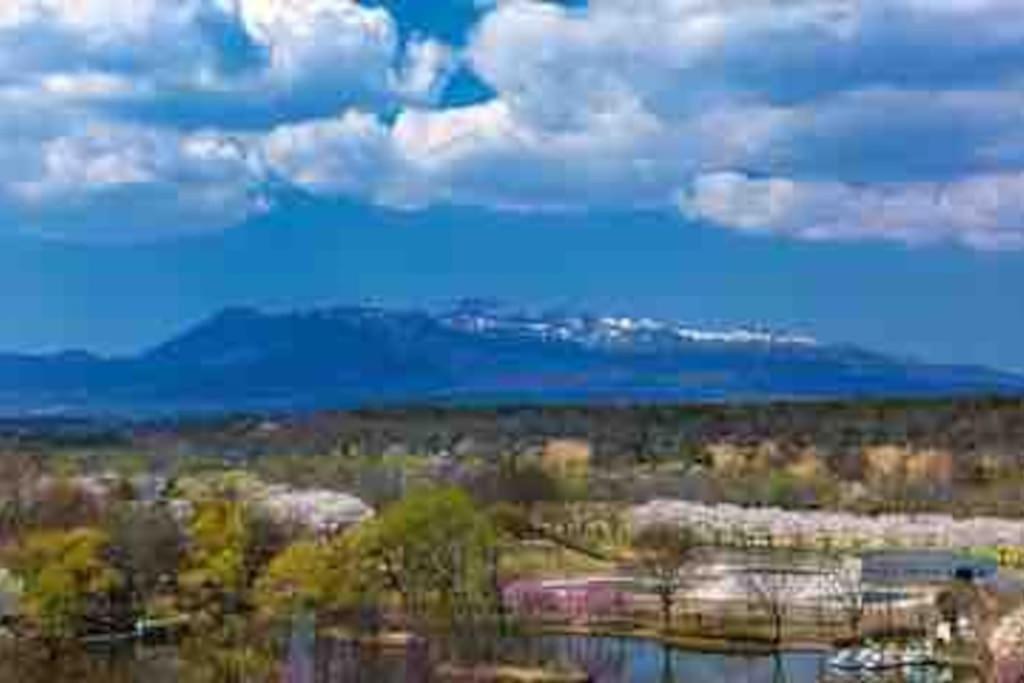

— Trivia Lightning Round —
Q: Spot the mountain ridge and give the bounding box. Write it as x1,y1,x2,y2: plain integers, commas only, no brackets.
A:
0,303,1021,417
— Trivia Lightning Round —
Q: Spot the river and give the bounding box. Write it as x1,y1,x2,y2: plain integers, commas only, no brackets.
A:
294,634,958,683
12,633,962,682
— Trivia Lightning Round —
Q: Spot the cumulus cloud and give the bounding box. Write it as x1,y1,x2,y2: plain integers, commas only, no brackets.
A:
262,110,392,197
469,0,1024,118
680,171,1024,250
390,38,457,105
261,0,1024,248
2,0,1024,247
385,96,688,210
409,0,1024,247
0,0,442,110
5,121,265,241
0,0,242,89
0,0,456,239
236,0,398,96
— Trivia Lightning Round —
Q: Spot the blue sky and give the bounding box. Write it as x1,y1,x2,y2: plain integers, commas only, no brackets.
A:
1,0,1023,371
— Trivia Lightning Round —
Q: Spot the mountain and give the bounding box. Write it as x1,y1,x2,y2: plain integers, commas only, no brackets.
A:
0,303,1021,417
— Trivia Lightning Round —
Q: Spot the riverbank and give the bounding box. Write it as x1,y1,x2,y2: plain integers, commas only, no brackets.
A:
532,623,834,656
436,663,589,682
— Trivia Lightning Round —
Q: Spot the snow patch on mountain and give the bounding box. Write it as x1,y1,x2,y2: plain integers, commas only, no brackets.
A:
439,306,819,351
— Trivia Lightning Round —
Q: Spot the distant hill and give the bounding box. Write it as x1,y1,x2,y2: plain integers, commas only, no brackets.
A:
0,303,1021,417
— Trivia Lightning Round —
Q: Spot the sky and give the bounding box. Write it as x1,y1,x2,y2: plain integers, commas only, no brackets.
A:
1,0,1023,371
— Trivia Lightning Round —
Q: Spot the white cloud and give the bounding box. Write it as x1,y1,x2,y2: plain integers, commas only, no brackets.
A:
385,96,685,211
382,0,1024,248
236,0,397,94
262,110,392,197
680,171,1024,250
711,88,1024,183
0,0,459,240
256,83,1024,251
1,0,1024,248
468,0,1024,120
0,0,444,109
6,122,266,241
262,96,686,213
390,38,456,105
39,71,138,99
0,0,226,83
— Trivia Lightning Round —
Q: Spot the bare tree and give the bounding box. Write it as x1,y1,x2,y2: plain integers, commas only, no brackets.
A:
0,452,42,541
823,556,865,642
633,524,698,631
740,562,803,648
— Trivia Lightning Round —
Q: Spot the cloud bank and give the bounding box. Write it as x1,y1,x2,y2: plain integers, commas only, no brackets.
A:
2,0,1024,248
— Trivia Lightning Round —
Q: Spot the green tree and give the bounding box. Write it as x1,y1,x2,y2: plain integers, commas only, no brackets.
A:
179,499,250,622
177,499,285,683
361,487,497,625
179,498,288,618
254,532,375,622
11,527,121,640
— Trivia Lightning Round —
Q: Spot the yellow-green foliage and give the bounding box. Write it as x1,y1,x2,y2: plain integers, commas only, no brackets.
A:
993,546,1024,569
360,487,496,619
256,488,500,624
178,615,276,683
180,500,250,604
254,532,373,620
11,528,120,638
